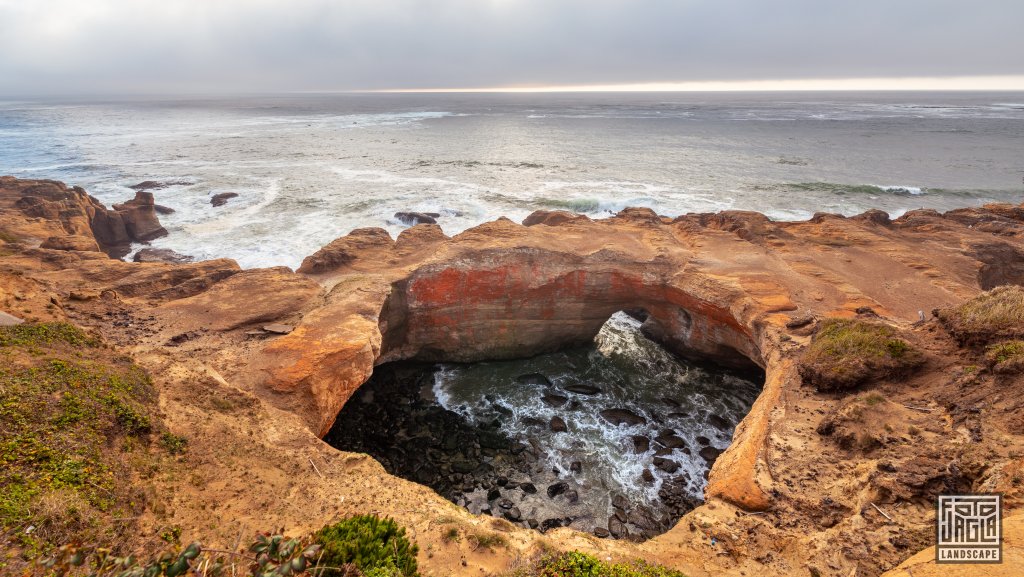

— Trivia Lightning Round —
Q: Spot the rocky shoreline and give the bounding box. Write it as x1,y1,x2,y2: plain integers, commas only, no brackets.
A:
2,175,1023,577
327,361,723,540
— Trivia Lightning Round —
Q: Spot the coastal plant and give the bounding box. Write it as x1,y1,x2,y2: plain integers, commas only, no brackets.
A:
798,318,924,392
520,551,688,577
313,515,419,577
936,285,1024,345
0,323,159,557
28,532,322,577
985,340,1024,374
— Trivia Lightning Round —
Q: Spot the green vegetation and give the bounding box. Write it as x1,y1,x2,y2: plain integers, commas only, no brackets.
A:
798,318,924,392
314,515,419,577
0,322,99,349
505,551,688,577
985,340,1024,374
467,531,508,551
161,432,188,455
0,323,160,557
937,285,1024,344
33,532,321,577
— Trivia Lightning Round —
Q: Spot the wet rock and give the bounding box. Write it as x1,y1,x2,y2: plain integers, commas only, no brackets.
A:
521,417,546,427
653,457,680,473
129,180,193,191
549,416,568,432
395,211,440,225
600,408,646,427
504,507,522,522
519,482,537,494
565,490,579,504
631,435,650,453
452,459,476,474
696,436,711,446
547,482,569,498
487,488,501,501
527,518,539,529
210,192,239,207
496,476,509,486
613,507,627,523
593,527,610,538
563,384,601,395
569,461,582,474
661,397,681,408
706,414,731,431
153,204,175,215
612,495,629,510
516,373,553,386
655,430,686,449
541,393,568,407
608,517,627,539
654,447,673,457
498,498,514,510
133,247,193,263
641,469,655,484
540,518,565,532
699,446,723,464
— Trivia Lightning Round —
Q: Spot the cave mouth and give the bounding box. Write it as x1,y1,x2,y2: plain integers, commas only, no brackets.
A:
325,312,764,540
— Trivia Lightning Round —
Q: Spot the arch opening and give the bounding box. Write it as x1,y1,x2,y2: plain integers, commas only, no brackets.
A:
325,309,764,540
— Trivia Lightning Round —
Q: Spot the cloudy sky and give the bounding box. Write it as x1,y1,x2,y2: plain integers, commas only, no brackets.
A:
1,0,1022,95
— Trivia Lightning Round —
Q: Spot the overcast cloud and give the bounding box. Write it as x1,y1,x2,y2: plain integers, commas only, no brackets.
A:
0,0,1021,95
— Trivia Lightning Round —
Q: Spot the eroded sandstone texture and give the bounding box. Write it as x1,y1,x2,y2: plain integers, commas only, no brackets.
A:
2,177,1023,577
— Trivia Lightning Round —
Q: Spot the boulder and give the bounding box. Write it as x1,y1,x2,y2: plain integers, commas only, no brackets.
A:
394,211,440,226
600,408,646,427
563,384,601,395
133,248,193,264
549,416,567,432
113,191,167,242
210,192,239,207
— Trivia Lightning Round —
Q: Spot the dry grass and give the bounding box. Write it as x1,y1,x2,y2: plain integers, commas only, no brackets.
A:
937,285,1024,344
986,340,1024,374
799,318,924,392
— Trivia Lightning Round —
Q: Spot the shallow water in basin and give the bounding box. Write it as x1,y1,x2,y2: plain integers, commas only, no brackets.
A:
326,312,762,539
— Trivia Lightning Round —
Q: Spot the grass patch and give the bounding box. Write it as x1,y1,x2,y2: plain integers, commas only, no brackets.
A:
0,322,159,558
985,340,1024,374
799,318,924,392
0,228,21,244
937,285,1024,345
504,551,688,577
441,526,460,543
467,531,508,551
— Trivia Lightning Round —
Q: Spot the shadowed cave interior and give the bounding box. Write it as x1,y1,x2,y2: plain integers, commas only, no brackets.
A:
325,311,764,540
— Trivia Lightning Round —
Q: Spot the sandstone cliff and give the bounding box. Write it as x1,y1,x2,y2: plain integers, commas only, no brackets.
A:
1,176,1022,577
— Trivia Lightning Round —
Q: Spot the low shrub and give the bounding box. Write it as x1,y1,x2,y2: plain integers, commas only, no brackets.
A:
314,514,419,577
937,285,1024,345
529,551,688,577
799,318,924,392
985,340,1024,374
0,323,157,558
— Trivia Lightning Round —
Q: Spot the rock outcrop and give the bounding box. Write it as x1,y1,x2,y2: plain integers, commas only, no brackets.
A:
0,176,167,255
2,176,1022,577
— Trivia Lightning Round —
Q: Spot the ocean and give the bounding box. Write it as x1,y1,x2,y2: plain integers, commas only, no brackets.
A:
1,91,1022,269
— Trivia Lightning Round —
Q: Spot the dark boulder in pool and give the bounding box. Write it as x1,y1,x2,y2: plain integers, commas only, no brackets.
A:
600,408,647,426
699,446,723,464
631,435,650,453
547,481,570,498
549,416,568,432
516,373,553,386
563,383,601,395
541,393,568,407
394,211,440,225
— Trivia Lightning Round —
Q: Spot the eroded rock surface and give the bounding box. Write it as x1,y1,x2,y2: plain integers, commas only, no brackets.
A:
2,176,1023,577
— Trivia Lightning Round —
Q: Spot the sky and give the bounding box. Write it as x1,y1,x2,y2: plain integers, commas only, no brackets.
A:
1,0,1023,95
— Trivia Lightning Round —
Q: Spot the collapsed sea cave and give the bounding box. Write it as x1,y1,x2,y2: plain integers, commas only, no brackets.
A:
325,311,764,540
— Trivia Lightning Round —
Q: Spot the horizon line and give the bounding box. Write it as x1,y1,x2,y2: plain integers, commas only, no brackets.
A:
365,75,1024,94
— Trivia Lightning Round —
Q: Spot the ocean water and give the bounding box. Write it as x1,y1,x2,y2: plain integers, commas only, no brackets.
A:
431,312,760,514
1,92,1022,269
